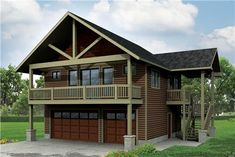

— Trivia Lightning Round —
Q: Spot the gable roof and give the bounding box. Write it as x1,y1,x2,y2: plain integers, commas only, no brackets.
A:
16,11,220,74
154,48,220,72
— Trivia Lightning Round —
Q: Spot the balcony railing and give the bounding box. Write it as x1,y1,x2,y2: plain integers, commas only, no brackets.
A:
29,84,141,101
166,89,191,105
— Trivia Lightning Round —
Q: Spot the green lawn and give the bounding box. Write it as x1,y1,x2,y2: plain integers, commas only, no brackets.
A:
0,122,44,141
157,118,235,157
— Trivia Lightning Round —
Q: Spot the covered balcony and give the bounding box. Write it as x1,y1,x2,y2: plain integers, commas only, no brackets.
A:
29,84,142,104
166,88,191,105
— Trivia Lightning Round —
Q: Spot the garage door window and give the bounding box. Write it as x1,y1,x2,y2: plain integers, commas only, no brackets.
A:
80,112,88,119
62,112,70,119
89,113,98,119
116,113,125,120
71,112,79,119
54,112,61,118
107,113,115,119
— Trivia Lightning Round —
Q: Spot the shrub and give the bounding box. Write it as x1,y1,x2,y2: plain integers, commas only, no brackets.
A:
131,144,158,156
105,144,158,157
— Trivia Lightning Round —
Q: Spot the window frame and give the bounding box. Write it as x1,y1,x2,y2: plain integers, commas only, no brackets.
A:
103,67,114,85
123,64,136,75
80,68,100,86
68,70,78,86
151,69,160,89
51,70,61,80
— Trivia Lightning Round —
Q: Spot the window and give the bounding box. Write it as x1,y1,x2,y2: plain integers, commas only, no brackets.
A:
71,112,79,119
54,112,61,118
80,112,88,119
89,113,98,119
107,113,115,119
69,70,78,86
62,112,70,119
81,69,99,85
168,75,180,89
116,113,125,120
52,71,61,80
123,64,136,75
103,67,113,84
151,70,160,88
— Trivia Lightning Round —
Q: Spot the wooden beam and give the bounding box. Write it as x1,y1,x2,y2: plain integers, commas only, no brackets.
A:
72,19,77,58
127,58,133,135
29,67,33,89
29,105,33,130
211,72,215,127
30,54,129,69
48,44,73,60
76,36,102,59
201,72,205,129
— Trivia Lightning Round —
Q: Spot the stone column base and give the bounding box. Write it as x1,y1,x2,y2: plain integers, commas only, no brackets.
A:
26,129,36,141
124,135,136,151
198,129,207,143
44,133,51,139
208,126,216,137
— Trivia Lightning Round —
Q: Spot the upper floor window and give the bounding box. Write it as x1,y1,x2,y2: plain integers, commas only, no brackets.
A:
151,69,160,88
52,71,61,80
123,64,136,75
168,75,180,89
103,67,113,84
81,69,99,85
69,70,78,86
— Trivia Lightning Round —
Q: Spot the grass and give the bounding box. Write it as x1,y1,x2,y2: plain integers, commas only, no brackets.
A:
158,118,235,157
106,117,235,157
0,122,44,141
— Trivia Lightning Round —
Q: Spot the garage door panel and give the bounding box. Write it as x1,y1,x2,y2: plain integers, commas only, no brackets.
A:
89,127,98,133
89,120,98,126
80,126,89,133
71,126,79,133
80,120,89,126
106,135,116,143
62,119,70,125
116,128,126,135
116,136,124,143
106,128,115,134
51,110,98,142
62,133,70,139
106,121,116,127
70,133,79,140
89,134,98,141
70,119,79,125
116,121,126,127
80,133,89,140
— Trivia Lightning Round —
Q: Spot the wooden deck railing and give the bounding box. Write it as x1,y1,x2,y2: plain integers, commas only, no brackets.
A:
167,89,191,104
29,84,141,100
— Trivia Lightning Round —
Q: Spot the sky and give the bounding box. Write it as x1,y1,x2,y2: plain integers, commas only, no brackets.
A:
1,0,235,70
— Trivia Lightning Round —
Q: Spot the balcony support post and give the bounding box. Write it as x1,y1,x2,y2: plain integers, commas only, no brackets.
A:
201,71,205,129
124,56,135,151
182,89,186,141
26,104,36,141
29,66,33,89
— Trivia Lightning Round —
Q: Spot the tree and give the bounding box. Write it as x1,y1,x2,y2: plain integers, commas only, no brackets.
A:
12,79,29,116
0,65,23,106
182,57,235,114
35,76,44,88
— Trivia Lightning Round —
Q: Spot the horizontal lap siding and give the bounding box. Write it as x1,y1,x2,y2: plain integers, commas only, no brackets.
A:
147,68,168,139
45,69,68,87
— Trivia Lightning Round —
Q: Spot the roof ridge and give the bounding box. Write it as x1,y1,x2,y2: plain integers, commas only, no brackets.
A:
154,48,217,55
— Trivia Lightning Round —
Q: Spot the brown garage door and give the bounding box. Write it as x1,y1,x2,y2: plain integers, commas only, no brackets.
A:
104,111,136,144
51,111,98,142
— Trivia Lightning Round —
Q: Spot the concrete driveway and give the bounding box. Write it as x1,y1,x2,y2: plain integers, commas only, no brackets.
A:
0,139,123,157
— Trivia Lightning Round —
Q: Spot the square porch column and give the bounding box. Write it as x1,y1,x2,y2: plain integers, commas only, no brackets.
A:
26,104,36,141
199,71,207,142
209,72,216,137
124,57,136,151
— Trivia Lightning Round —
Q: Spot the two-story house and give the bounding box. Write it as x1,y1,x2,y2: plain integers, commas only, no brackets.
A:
17,12,220,150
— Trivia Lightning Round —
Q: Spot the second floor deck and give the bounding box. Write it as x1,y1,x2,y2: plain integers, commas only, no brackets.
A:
29,84,143,105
